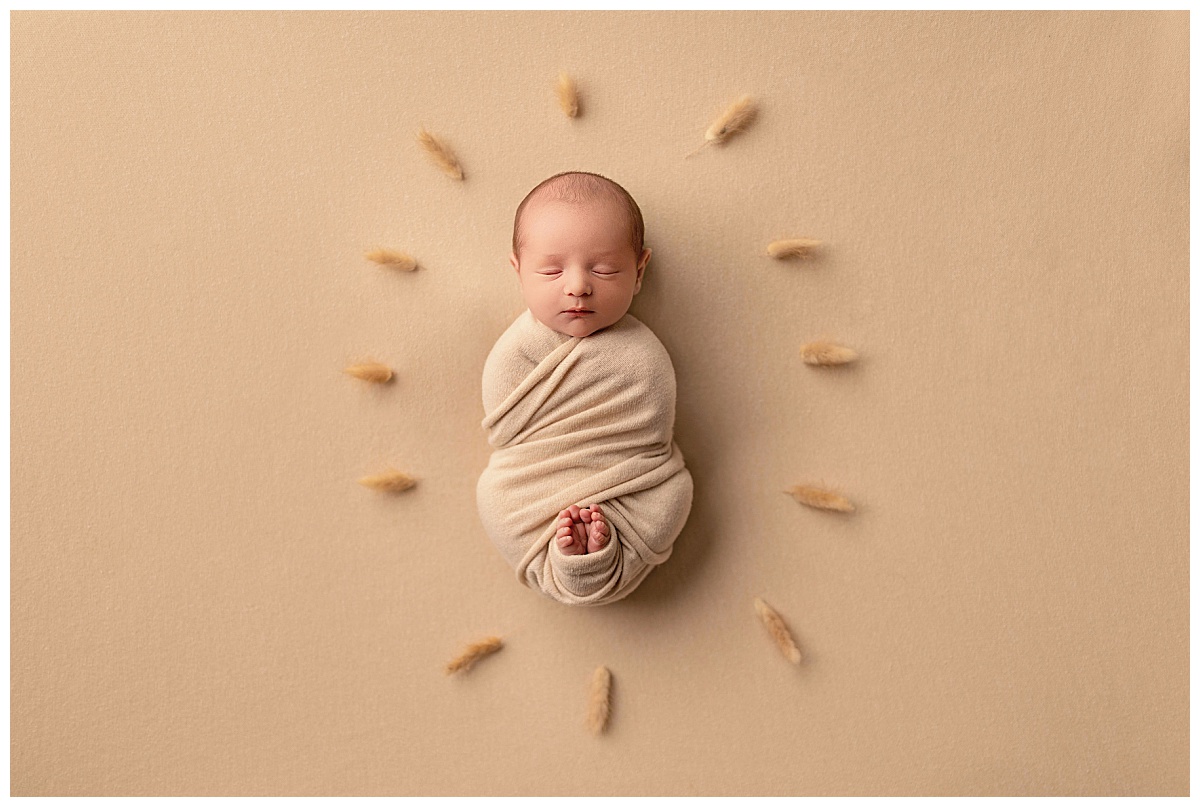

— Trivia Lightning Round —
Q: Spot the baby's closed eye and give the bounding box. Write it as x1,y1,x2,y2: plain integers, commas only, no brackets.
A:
537,268,620,276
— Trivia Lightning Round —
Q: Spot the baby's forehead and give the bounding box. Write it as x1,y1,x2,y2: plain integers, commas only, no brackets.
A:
526,193,617,218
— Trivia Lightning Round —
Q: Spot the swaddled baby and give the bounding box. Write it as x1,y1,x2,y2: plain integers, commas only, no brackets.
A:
476,171,694,606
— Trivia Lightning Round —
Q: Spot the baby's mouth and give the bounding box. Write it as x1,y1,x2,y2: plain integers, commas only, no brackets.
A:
564,307,593,313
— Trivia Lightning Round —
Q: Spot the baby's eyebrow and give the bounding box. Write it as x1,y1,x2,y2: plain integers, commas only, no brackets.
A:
540,251,621,260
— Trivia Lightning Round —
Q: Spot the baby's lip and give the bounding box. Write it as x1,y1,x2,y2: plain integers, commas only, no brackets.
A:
564,307,593,312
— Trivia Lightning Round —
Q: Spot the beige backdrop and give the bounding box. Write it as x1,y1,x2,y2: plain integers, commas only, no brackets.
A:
11,10,1189,796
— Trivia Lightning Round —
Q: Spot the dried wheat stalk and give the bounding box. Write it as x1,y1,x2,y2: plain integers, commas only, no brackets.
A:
586,666,612,734
754,597,802,664
445,636,504,675
784,484,855,513
343,362,394,383
364,248,418,271
357,468,417,493
686,95,758,157
417,127,464,180
556,72,579,117
799,340,858,366
767,238,823,259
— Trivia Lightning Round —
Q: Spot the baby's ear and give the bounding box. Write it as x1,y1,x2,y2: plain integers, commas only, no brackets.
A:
637,247,652,278
509,252,520,273
633,248,651,293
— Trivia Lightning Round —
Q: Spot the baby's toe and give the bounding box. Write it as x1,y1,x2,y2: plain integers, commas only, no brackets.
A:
587,526,608,552
557,526,585,555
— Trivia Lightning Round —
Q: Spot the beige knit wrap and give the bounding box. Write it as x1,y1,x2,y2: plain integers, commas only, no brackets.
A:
476,309,694,607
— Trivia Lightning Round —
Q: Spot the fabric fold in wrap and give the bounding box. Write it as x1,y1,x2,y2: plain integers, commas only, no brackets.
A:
476,309,694,606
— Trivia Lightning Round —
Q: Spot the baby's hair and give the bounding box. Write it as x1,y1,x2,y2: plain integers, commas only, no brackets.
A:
512,171,645,260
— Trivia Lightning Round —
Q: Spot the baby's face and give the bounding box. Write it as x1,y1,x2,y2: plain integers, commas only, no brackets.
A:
510,198,651,337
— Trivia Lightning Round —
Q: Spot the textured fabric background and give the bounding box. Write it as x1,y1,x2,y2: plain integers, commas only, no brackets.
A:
11,10,1188,796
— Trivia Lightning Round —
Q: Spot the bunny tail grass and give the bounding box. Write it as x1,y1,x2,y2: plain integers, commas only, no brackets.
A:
586,666,612,734
687,94,758,158
686,95,757,157
416,127,464,180
445,636,504,675
357,468,417,493
343,362,394,383
799,340,859,366
363,248,418,271
754,597,802,664
784,484,855,513
556,72,579,117
706,95,758,143
767,238,823,259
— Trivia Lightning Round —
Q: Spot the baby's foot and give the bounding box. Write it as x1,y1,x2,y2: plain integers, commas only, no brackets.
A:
554,505,589,555
581,504,610,553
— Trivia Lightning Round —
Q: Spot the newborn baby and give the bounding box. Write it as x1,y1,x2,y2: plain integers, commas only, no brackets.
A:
476,171,694,606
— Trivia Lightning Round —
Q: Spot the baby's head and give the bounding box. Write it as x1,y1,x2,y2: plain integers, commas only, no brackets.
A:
510,171,652,337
